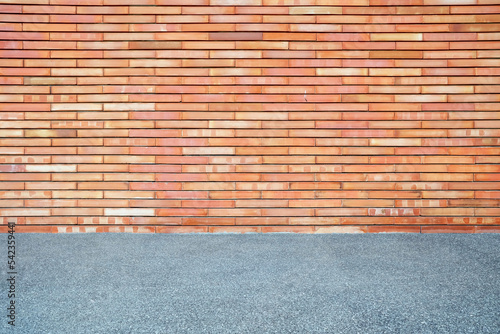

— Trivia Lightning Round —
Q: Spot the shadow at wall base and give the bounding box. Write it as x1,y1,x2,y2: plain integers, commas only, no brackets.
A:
0,223,499,234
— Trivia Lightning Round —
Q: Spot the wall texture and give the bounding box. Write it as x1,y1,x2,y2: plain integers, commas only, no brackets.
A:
1,0,500,233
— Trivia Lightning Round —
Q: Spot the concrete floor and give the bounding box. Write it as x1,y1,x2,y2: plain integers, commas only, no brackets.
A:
1,233,499,333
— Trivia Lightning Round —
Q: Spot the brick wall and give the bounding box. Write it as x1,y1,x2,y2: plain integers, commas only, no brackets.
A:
1,0,500,233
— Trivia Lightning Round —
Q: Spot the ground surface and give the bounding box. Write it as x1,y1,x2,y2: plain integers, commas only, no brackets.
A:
1,233,499,333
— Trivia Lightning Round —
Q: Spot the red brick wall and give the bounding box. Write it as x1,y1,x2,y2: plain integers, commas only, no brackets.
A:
1,0,500,233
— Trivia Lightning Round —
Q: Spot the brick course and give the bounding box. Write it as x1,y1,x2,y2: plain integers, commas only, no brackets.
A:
1,0,500,233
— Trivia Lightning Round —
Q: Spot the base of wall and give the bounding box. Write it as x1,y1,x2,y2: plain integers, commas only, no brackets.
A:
2,224,499,234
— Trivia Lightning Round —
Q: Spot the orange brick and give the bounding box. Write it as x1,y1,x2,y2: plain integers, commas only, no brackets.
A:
156,226,206,233
263,32,316,40
183,217,235,227
209,226,260,233
370,50,422,58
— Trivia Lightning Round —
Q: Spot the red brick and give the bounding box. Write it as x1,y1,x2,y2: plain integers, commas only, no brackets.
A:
156,226,207,233
421,226,475,233
208,226,260,233
475,226,500,233
184,218,234,226
260,226,314,233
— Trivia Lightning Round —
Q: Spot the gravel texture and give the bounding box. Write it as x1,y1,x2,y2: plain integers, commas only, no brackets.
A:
1,233,499,333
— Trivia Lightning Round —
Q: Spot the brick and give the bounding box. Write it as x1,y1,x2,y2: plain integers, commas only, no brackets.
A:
344,42,396,50
369,138,422,146
235,25,289,36
476,226,500,233
371,68,423,77
101,15,154,24
420,207,476,216
0,22,22,31
103,208,154,216
50,0,101,4
263,32,316,41
370,50,423,59
77,6,127,15
316,208,368,217
0,50,51,59
208,226,260,233
159,208,209,217
182,217,235,227
261,226,316,233
290,7,342,15
156,191,208,200
0,5,21,13
52,50,103,58
1,208,51,216
235,6,287,14
157,226,208,233
372,33,423,41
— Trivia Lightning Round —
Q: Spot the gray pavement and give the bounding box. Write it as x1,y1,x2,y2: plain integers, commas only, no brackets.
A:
1,233,499,333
